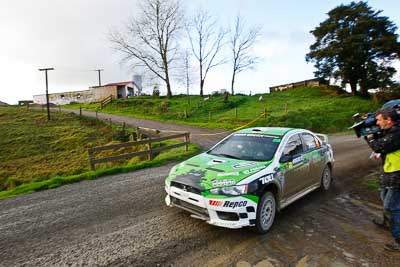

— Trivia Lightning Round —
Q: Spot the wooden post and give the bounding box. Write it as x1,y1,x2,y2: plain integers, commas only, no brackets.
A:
184,133,189,152
235,108,238,120
95,110,98,119
148,137,152,160
136,127,141,140
79,106,82,116
109,118,112,127
264,107,267,119
88,149,95,171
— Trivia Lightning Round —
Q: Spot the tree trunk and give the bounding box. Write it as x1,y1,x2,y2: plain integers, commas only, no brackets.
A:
165,64,172,98
349,80,358,96
231,72,235,95
200,79,204,97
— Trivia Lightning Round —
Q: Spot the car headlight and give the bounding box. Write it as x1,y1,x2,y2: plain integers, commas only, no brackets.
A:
210,185,248,196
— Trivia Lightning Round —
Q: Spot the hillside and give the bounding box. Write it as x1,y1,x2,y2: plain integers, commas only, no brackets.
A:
0,107,115,191
66,86,381,133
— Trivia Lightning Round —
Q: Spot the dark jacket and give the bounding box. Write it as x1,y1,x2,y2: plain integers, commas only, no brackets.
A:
367,124,400,188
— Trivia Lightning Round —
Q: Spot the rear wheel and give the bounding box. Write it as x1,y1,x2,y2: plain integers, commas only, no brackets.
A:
256,191,276,234
320,165,332,191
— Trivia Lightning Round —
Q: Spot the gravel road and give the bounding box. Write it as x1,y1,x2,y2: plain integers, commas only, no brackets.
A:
1,111,398,266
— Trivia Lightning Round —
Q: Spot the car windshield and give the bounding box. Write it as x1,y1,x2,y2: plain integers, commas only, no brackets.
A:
208,133,280,161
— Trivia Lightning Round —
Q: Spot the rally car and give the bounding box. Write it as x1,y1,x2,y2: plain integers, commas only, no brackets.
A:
165,127,334,233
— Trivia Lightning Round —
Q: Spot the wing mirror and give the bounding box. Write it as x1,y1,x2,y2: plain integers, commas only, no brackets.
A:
280,154,292,163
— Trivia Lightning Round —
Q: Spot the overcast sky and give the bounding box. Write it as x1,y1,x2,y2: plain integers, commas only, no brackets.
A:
0,0,399,104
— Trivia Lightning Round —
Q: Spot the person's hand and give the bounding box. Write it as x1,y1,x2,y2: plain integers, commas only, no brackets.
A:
367,134,374,140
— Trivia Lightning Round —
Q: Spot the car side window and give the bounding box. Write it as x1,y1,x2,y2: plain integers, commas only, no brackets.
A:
283,134,303,156
302,133,319,151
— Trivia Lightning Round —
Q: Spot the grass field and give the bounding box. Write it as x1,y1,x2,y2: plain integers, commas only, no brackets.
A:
65,86,382,133
0,107,199,197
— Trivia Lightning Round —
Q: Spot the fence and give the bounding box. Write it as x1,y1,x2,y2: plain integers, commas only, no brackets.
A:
88,132,190,170
100,95,113,109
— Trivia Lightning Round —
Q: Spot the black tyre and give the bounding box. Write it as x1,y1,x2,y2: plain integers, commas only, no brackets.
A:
320,165,332,191
256,191,276,234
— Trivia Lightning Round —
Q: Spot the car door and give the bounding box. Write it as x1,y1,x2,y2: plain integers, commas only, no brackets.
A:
301,133,325,185
281,134,309,198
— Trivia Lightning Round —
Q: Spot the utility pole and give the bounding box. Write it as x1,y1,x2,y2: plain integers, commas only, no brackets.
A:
39,67,54,121
94,69,104,86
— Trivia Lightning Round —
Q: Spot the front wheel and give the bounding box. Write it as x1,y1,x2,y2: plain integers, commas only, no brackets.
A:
256,191,276,234
320,165,332,191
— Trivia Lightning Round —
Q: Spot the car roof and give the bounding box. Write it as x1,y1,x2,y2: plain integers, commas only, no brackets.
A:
235,127,297,137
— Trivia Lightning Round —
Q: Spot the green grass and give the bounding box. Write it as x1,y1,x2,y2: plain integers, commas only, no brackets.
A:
65,86,382,133
0,107,200,199
0,143,199,200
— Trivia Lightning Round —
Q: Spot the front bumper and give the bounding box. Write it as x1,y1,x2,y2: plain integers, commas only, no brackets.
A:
165,184,257,229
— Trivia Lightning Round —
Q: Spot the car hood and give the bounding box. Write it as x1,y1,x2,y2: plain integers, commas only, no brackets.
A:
166,152,272,191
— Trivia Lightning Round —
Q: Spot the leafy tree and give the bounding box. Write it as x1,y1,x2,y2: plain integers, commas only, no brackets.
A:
306,1,400,96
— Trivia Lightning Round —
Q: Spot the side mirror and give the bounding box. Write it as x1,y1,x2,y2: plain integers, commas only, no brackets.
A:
280,154,292,163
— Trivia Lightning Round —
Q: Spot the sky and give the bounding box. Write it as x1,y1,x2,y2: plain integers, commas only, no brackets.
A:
0,0,399,104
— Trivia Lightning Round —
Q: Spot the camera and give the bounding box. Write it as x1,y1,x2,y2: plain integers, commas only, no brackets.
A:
350,99,400,138
350,112,380,138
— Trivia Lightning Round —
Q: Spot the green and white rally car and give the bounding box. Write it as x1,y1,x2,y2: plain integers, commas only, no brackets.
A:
165,127,334,233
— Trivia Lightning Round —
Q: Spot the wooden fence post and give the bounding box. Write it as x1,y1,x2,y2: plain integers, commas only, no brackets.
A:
88,149,95,170
264,107,267,119
79,106,82,116
109,118,112,128
95,110,98,119
185,133,189,152
148,137,152,160
136,127,141,140
235,108,238,120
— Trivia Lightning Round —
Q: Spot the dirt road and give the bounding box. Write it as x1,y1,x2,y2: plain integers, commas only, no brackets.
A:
0,111,398,266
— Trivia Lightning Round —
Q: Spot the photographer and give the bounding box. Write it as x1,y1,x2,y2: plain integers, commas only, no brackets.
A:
366,108,400,252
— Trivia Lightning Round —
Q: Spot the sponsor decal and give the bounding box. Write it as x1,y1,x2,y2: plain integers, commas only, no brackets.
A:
209,200,223,206
233,162,257,169
223,200,248,209
188,171,203,176
217,172,240,177
285,162,293,169
292,155,304,166
212,179,236,187
243,166,265,175
272,138,281,143
259,173,274,184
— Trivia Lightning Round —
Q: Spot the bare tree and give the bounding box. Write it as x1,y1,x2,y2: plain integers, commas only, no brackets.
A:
110,0,184,98
187,9,226,97
230,15,261,95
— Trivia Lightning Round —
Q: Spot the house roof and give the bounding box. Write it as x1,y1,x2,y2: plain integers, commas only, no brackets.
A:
104,81,135,87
